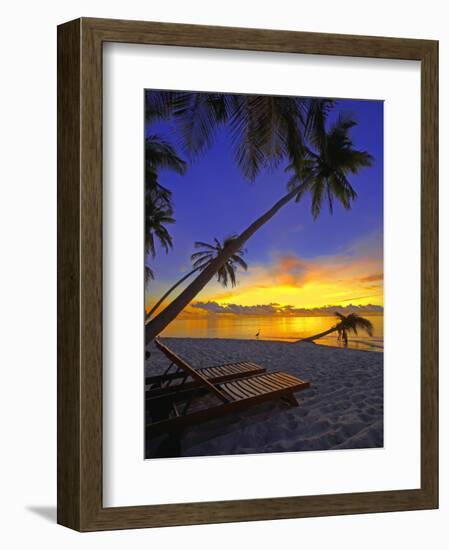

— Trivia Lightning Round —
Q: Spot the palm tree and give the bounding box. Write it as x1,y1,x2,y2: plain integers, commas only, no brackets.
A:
144,135,187,281
145,111,373,343
301,312,374,346
144,200,174,282
146,236,247,320
143,92,328,282
168,92,333,180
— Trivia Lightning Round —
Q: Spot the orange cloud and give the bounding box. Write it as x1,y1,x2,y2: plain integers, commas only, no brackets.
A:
358,273,383,283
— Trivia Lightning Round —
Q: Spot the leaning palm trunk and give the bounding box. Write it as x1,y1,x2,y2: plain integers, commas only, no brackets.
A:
145,266,201,322
300,326,338,342
145,186,300,343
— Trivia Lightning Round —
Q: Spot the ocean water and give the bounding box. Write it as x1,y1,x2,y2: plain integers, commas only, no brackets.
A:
160,314,384,352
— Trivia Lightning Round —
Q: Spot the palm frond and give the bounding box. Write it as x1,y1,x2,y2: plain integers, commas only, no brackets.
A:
190,250,214,261
230,254,248,271
334,312,374,339
172,92,231,158
144,264,154,282
145,135,187,175
193,241,218,251
145,90,176,123
190,236,248,286
226,263,237,287
304,98,335,150
287,109,373,218
217,265,229,287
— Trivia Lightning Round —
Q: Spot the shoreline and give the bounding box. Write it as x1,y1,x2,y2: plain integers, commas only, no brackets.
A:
157,334,383,353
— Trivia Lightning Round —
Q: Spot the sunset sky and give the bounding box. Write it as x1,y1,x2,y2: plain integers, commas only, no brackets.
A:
145,94,383,319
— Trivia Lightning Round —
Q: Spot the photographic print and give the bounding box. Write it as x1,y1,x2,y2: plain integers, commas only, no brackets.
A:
144,90,384,460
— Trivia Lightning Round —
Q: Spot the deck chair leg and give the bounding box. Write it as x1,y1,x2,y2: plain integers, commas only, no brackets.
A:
283,394,299,407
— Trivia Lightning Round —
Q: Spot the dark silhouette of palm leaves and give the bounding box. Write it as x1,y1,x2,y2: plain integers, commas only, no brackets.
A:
145,135,186,281
190,236,248,288
303,311,374,346
145,90,177,124
287,112,374,219
155,92,335,182
146,236,248,322
144,92,376,343
335,312,374,345
145,134,186,205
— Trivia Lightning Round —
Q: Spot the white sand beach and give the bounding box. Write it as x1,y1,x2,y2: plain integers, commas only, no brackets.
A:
145,337,383,458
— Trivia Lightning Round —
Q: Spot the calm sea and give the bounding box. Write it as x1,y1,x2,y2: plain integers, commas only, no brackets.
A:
161,314,384,352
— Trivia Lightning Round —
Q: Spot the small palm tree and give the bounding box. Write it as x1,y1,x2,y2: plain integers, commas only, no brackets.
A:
303,312,374,346
146,236,247,320
190,236,248,288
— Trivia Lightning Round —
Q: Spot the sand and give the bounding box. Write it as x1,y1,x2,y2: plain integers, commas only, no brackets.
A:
145,337,383,458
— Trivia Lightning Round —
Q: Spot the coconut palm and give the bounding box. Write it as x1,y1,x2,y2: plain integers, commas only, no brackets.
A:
146,236,247,320
168,92,334,180
302,312,374,346
143,93,328,281
145,134,186,209
144,135,186,281
144,200,175,281
191,236,248,287
145,110,373,343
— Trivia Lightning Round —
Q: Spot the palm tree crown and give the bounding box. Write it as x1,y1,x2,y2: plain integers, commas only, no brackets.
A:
301,311,374,346
145,236,248,321
287,113,374,219
335,312,374,339
190,236,248,288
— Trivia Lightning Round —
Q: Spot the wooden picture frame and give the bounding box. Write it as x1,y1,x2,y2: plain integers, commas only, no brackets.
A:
57,17,438,531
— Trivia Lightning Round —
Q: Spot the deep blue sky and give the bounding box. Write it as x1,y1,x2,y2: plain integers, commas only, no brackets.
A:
145,93,383,311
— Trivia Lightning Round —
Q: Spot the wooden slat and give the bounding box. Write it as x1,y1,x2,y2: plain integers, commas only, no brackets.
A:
236,377,271,395
275,372,307,387
244,376,283,394
225,365,244,374
145,364,266,399
212,366,232,375
231,379,259,398
227,381,252,400
201,366,221,377
239,363,255,371
201,369,213,378
155,340,230,403
222,364,241,374
232,374,289,396
246,362,265,370
221,382,247,401
237,377,271,395
263,373,292,390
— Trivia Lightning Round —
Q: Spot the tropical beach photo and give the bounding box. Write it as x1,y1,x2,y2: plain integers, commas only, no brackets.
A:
144,90,383,459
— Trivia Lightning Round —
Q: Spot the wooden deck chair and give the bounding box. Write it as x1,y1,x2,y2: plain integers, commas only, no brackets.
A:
146,340,310,438
146,339,266,399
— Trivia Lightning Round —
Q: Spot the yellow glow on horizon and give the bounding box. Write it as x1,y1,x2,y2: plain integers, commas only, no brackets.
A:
145,249,384,318
208,281,383,309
